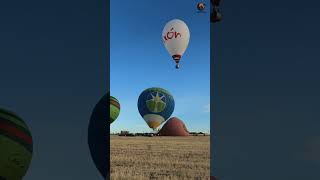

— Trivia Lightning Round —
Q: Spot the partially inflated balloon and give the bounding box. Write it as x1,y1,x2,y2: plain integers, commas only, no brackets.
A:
138,87,175,130
88,93,109,179
110,96,120,124
0,108,33,180
162,19,190,69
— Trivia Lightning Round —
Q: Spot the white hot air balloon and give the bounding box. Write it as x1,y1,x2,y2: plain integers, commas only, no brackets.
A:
162,19,190,69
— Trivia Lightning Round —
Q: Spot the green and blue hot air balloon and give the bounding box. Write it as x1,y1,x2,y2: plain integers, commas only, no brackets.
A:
137,87,175,130
0,108,33,180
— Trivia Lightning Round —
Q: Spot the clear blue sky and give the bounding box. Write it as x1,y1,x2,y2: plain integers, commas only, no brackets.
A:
110,0,211,133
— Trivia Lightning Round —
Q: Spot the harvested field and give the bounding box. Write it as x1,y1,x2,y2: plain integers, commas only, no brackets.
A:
110,135,210,180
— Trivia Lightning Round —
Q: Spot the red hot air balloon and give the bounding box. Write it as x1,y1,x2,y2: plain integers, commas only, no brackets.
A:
158,117,189,136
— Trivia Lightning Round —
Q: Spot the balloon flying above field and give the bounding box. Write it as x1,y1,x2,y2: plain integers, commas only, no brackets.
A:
197,2,206,12
110,96,120,124
162,19,190,69
0,108,33,180
88,93,109,179
138,87,175,130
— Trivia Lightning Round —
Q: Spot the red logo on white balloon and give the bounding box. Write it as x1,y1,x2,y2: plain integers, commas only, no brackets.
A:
163,28,182,43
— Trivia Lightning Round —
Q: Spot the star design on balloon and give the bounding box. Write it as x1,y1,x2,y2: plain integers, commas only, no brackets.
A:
146,92,166,113
151,92,165,110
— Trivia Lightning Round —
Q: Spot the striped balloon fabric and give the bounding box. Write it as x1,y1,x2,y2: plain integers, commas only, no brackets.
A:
110,96,120,124
0,108,33,180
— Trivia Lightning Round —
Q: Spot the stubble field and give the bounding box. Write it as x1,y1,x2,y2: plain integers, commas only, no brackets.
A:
110,135,210,180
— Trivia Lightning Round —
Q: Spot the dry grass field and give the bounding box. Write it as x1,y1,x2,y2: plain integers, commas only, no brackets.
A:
110,135,210,180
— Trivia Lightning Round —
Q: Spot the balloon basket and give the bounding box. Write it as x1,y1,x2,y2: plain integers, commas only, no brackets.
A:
151,129,159,135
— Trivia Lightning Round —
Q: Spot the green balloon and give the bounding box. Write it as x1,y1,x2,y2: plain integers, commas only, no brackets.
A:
110,96,120,124
0,108,33,180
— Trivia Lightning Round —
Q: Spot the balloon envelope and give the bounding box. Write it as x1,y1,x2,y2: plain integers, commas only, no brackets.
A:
110,96,120,124
162,19,190,68
197,2,206,11
88,93,109,179
137,87,175,130
0,108,33,180
158,117,189,136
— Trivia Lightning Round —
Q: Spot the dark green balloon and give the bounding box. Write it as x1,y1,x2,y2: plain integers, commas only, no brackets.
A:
88,93,109,179
0,108,33,180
